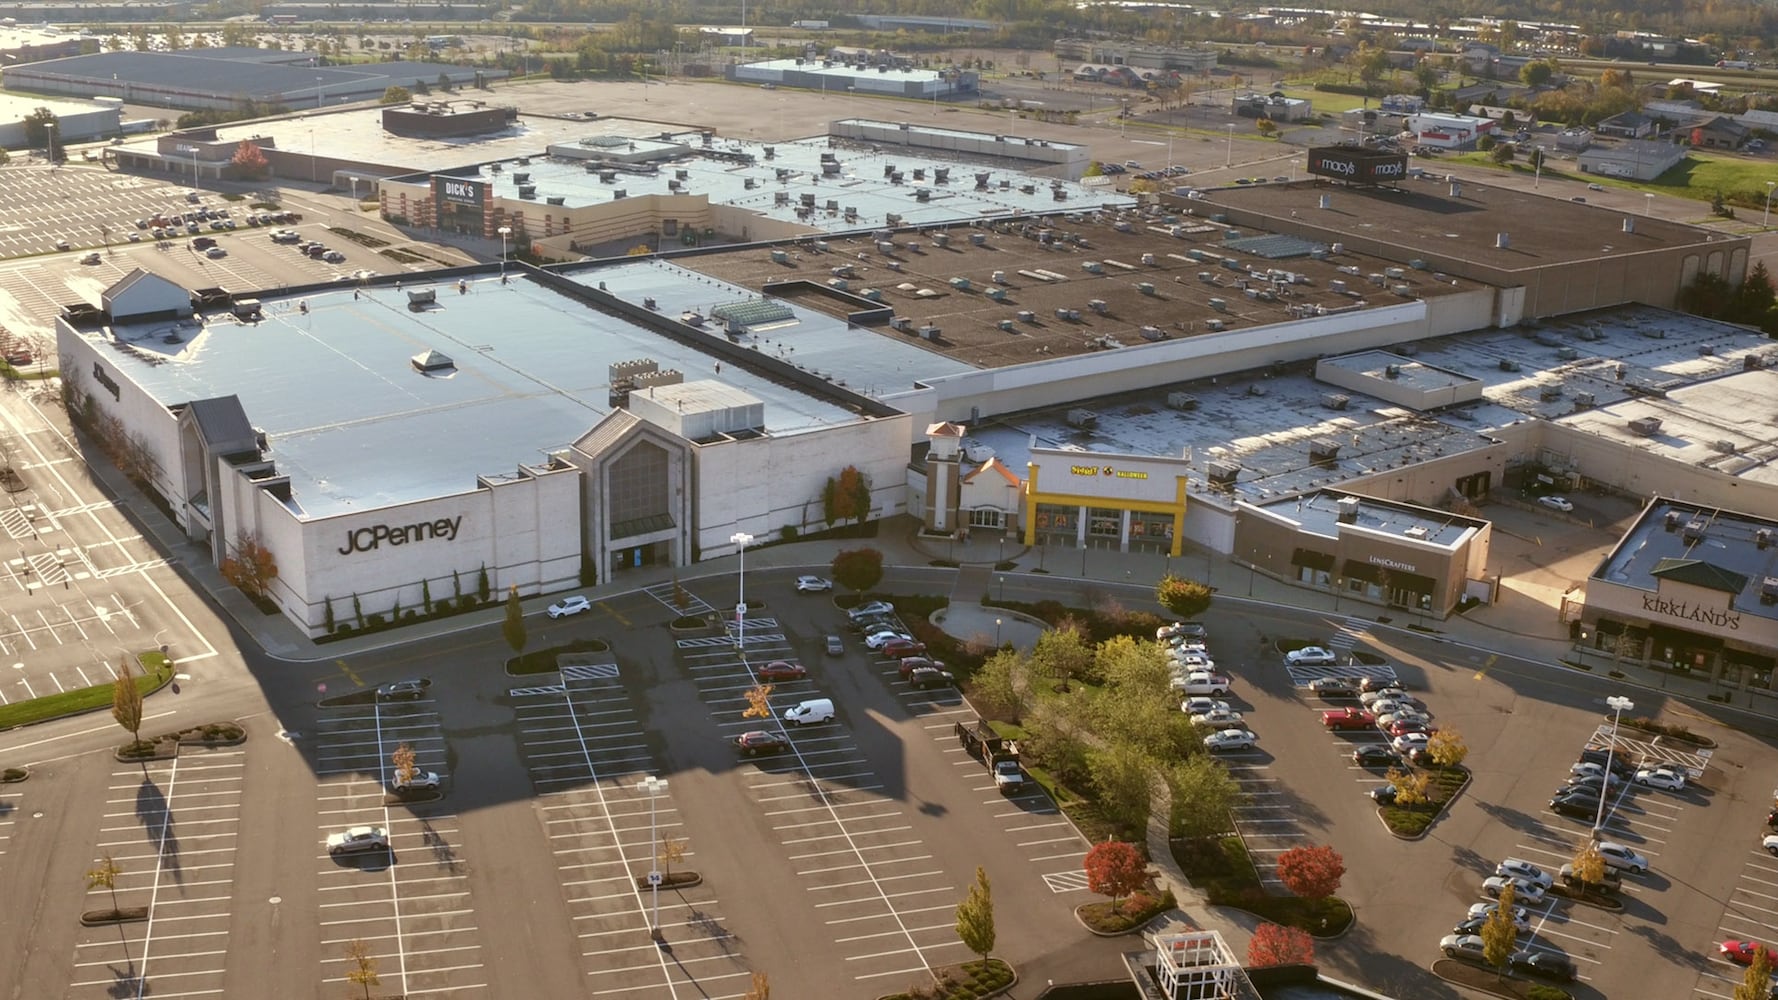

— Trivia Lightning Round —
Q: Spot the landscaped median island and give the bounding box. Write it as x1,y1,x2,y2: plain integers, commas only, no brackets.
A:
117,721,248,762
1379,764,1471,837
1433,959,1575,1000
506,638,611,676
0,650,172,732
1171,837,1355,937
877,959,1014,1000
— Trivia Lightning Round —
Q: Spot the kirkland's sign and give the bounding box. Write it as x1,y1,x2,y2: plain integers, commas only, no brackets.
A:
339,516,463,556
1306,147,1408,185
436,176,484,208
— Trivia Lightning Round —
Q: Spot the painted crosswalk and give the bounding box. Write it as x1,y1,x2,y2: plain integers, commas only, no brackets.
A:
562,662,620,681
676,632,786,649
642,580,716,615
1326,616,1368,652
508,683,565,697
1287,663,1399,688
1586,724,1713,777
1042,870,1091,893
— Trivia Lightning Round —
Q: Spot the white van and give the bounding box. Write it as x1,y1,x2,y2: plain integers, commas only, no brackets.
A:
783,698,835,726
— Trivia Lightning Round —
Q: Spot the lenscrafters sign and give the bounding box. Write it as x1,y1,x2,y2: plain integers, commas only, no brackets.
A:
1306,146,1408,185
434,176,484,209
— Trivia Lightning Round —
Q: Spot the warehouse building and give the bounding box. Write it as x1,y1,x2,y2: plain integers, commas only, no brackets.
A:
728,57,976,100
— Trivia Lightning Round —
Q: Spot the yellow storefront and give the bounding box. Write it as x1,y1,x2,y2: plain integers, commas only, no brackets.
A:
1022,447,1190,557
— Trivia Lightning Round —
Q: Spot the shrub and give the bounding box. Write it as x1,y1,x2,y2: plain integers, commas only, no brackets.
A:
1525,987,1571,1000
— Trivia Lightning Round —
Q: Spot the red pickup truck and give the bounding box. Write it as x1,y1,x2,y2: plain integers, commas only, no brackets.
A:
1321,707,1376,731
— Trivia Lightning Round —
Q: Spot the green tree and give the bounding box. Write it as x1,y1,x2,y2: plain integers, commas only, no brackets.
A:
970,649,1026,720
421,578,433,614
1169,753,1244,840
1570,841,1607,887
1520,60,1554,87
830,547,884,596
323,598,336,633
1490,141,1517,164
1355,44,1391,92
1030,623,1094,689
502,585,526,654
1385,767,1433,809
477,564,491,601
1480,881,1517,977
954,866,996,962
1255,117,1278,138
111,657,143,747
1096,635,1171,694
86,851,124,915
1736,943,1773,1000
1083,161,1104,177
22,106,58,153
1156,574,1212,617
1087,743,1155,836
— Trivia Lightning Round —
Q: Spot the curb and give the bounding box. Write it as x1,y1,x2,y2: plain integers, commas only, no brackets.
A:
635,872,702,891
1378,767,1472,841
1072,898,1177,938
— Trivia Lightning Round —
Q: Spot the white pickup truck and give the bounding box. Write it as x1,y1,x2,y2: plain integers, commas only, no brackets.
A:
1172,671,1232,696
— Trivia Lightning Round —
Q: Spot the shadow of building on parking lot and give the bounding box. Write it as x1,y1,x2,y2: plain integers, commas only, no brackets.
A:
1335,923,1463,1000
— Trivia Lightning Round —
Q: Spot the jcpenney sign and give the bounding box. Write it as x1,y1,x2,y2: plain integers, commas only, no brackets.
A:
339,515,463,556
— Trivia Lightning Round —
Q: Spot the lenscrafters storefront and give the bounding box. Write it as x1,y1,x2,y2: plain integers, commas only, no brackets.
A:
1022,447,1189,557
1581,500,1778,693
1233,491,1491,618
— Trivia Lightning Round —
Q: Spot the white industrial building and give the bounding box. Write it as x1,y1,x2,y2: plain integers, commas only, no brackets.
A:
1406,112,1497,149
0,93,122,147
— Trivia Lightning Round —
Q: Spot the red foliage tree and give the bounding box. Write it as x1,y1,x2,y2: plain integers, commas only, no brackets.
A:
231,139,268,179
830,546,884,596
1276,845,1345,900
1247,922,1315,968
1083,841,1147,906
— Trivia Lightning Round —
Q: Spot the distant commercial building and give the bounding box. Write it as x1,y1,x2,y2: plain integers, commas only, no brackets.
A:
1379,93,1425,114
5,48,503,112
1596,111,1658,139
1054,38,1218,73
0,93,121,147
0,24,91,65
852,13,996,31
728,57,976,100
381,100,517,139
1406,112,1495,149
1233,92,1314,122
1577,139,1685,181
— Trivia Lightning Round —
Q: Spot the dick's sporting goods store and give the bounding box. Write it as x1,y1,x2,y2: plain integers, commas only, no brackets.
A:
434,175,487,236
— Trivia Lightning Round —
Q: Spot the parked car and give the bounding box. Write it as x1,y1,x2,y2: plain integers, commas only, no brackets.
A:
1387,719,1435,738
1634,767,1686,791
847,601,895,622
1368,784,1397,804
755,660,807,682
1722,940,1778,966
391,770,440,792
1439,934,1489,963
376,679,426,701
825,634,844,656
1538,495,1575,512
1174,671,1232,696
205,246,227,259
1558,862,1621,893
906,666,956,690
1495,859,1554,889
79,251,102,264
1510,950,1576,982
1548,790,1602,819
783,698,835,726
1157,622,1208,641
878,638,927,659
849,614,898,634
1190,708,1247,730
897,656,947,679
1321,708,1376,731
795,575,833,592
1359,676,1406,694
1168,651,1216,672
1483,875,1547,905
1467,902,1530,932
1596,841,1648,875
864,629,914,650
547,595,591,618
323,250,347,263
327,826,390,856
1359,688,1417,707
1204,729,1258,752
1285,646,1338,665
1353,745,1402,767
733,730,790,757
1391,732,1431,754
1309,677,1356,698
1577,747,1635,775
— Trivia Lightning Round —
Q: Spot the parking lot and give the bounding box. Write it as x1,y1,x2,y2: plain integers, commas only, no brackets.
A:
71,749,243,1000
311,696,489,997
513,668,753,998
0,166,197,261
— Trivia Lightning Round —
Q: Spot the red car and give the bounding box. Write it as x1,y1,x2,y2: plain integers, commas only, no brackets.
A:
755,660,807,682
1388,719,1437,738
1321,708,1376,731
733,730,790,756
1721,940,1778,966
880,638,927,659
899,656,947,679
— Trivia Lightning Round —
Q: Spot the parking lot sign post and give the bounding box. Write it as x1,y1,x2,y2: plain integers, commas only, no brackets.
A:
636,776,669,941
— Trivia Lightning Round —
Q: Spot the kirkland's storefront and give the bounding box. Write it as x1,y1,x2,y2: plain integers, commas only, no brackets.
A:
1022,448,1189,557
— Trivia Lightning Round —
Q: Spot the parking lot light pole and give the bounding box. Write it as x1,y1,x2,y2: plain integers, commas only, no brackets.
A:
731,531,753,657
995,618,1003,647
636,775,668,940
1765,180,1775,229
497,225,512,281
1594,695,1635,838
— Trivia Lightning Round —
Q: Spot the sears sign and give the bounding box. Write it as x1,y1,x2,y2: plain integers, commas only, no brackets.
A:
1306,147,1408,185
435,176,484,208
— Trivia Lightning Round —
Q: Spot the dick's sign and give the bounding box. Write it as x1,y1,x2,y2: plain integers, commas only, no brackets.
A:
436,176,484,208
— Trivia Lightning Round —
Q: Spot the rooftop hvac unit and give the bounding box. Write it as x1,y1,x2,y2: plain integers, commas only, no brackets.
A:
1141,253,1157,266
1573,391,1595,407
861,288,882,302
1384,364,1401,379
825,199,839,211
1017,310,1037,323
1640,326,1666,339
1714,439,1738,453
876,241,896,254
1746,354,1765,371
916,188,932,202
1207,461,1240,488
890,316,912,331
1699,343,1716,356
1759,528,1772,550
1322,393,1351,410
1205,318,1225,332
1066,408,1098,429
1535,331,1562,347
231,298,262,318
830,264,855,278
763,146,775,159
883,163,896,178
1088,299,1108,314
1763,577,1778,605
599,170,616,182
1166,392,1199,411
799,192,815,206
1403,526,1429,540
1208,298,1227,312
1336,496,1361,522
1309,438,1342,466
986,287,1007,302
1384,267,1407,279
1137,282,1156,296
1683,520,1706,542
546,196,565,206
1499,359,1521,372
970,232,987,246
1556,346,1580,360
1628,416,1662,436
949,277,972,291
1114,220,1133,233
975,172,991,188
919,325,941,341
828,278,849,291
991,270,1008,284
1138,326,1167,342
998,319,1015,331
822,161,841,175
770,249,789,264
932,233,950,248
405,289,436,307
1369,273,1387,286
1539,385,1563,401
1329,279,1347,294
774,191,789,205
517,185,536,199
512,172,530,183
1664,511,1681,532
933,167,949,184
1082,261,1103,274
